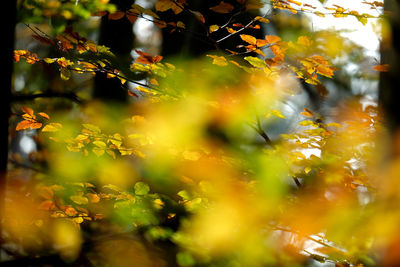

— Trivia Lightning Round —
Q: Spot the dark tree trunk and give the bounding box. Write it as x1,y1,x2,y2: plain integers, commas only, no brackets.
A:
379,0,400,135
0,0,16,246
93,0,134,102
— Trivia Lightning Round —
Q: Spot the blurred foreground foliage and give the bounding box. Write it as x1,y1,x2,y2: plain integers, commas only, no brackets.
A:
5,0,396,266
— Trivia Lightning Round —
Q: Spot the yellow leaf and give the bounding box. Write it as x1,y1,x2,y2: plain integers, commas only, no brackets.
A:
298,120,315,126
297,36,313,47
209,24,220,33
70,195,89,205
42,123,62,132
254,16,270,23
207,55,228,66
93,140,107,148
177,21,186,29
327,122,342,128
270,109,286,118
92,147,105,156
73,217,84,224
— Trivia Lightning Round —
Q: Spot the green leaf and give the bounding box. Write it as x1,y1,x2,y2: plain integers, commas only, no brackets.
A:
177,251,195,266
134,182,150,195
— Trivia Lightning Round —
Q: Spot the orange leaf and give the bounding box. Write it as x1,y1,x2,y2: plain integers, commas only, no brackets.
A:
38,112,50,120
373,64,390,72
316,65,334,78
300,108,314,118
39,186,54,199
87,193,101,203
265,35,281,44
16,120,42,131
240,34,257,45
16,120,31,131
256,39,269,47
22,107,34,116
39,200,54,210
30,122,43,130
65,207,78,216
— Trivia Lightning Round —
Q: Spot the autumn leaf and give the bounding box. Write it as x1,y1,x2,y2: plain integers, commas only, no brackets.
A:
155,0,184,14
301,108,314,118
244,56,267,68
108,11,125,20
38,112,50,120
93,141,107,148
256,39,269,47
210,1,235,14
60,68,71,80
22,107,34,116
177,21,186,29
70,195,89,205
82,124,101,134
42,123,63,132
254,16,270,23
65,207,78,216
316,65,334,78
92,147,105,156
373,64,390,72
39,200,55,210
16,120,42,131
265,35,281,44
240,34,257,45
126,11,139,23
270,109,286,119
297,36,313,47
87,193,101,203
191,11,205,23
135,49,163,65
207,55,228,66
209,24,220,33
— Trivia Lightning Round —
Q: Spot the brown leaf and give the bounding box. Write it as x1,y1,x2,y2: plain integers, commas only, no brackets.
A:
210,1,235,13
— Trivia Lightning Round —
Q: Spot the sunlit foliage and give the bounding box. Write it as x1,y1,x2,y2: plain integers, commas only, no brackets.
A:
4,0,394,266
